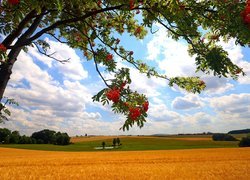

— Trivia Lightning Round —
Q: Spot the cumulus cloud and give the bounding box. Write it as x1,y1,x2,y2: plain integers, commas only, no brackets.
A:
210,93,250,115
203,76,234,95
29,38,88,81
172,94,204,110
148,102,181,122
147,25,196,77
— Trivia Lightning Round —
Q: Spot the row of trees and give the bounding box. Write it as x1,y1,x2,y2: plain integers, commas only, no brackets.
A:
228,129,250,134
212,133,250,147
101,138,122,149
112,137,121,146
0,128,70,145
212,133,238,141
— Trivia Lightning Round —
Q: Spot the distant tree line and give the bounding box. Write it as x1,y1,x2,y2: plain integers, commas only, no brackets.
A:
0,128,70,145
212,133,238,141
228,129,250,134
212,132,250,147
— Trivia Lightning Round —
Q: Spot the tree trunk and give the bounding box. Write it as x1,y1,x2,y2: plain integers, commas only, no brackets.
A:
0,64,12,101
0,48,22,102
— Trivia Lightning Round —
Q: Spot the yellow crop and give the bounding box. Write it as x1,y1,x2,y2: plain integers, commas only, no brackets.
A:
0,147,249,180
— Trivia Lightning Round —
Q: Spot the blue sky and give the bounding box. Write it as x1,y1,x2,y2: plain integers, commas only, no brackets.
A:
1,24,250,136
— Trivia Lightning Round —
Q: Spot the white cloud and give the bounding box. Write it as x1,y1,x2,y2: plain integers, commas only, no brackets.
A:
210,93,250,115
203,76,234,95
147,26,196,77
237,60,250,84
148,102,181,122
29,38,88,81
172,94,204,110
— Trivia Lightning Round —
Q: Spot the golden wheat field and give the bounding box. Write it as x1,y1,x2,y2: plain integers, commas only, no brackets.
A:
70,135,211,143
0,147,250,180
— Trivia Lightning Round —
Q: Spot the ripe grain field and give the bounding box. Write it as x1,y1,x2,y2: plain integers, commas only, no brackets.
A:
0,147,249,180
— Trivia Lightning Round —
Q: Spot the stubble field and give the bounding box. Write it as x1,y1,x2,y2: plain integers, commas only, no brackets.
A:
0,147,249,180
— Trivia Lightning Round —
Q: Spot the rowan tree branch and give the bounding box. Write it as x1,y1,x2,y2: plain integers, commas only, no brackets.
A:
2,9,37,47
21,5,126,47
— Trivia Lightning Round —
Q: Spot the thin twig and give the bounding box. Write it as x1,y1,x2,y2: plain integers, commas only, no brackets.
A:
33,42,70,63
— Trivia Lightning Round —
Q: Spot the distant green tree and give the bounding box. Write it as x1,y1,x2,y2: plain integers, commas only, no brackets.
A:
19,135,32,144
112,138,117,147
116,138,121,146
239,135,250,147
102,141,106,149
53,132,70,145
0,128,11,144
9,130,20,144
31,129,56,144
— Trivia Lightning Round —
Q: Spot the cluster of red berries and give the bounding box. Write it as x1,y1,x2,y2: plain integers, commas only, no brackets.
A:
97,0,102,6
0,44,7,52
106,82,127,103
199,80,205,86
106,83,149,121
128,101,149,120
8,0,20,5
129,0,143,10
142,101,149,112
129,0,135,9
241,0,250,24
106,88,120,103
129,107,141,120
134,27,142,35
106,54,113,61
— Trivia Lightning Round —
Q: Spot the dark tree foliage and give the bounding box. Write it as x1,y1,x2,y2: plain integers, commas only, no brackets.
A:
53,132,70,145
112,138,117,146
0,128,70,145
212,133,238,141
9,130,20,144
239,135,250,147
31,129,56,144
102,141,106,149
0,128,11,143
31,129,70,145
19,135,33,144
228,129,250,134
116,137,121,146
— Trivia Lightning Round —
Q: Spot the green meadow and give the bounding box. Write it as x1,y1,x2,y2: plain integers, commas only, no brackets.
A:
0,136,239,152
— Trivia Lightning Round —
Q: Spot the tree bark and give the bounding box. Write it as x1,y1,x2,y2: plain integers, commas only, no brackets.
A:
0,48,22,101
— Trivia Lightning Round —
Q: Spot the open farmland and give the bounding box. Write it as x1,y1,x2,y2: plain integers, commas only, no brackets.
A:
0,136,239,151
0,147,249,179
